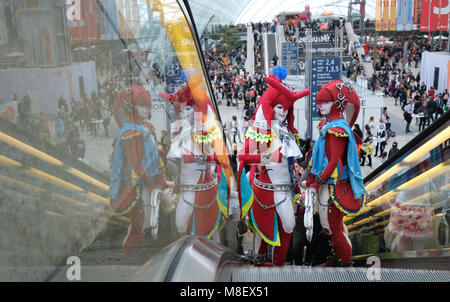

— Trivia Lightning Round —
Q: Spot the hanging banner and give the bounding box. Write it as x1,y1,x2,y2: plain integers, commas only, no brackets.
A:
68,0,99,43
382,0,390,31
437,0,449,31
375,0,383,31
420,0,431,31
390,0,398,31
397,0,406,31
447,60,450,91
405,0,414,31
413,0,420,30
420,0,449,32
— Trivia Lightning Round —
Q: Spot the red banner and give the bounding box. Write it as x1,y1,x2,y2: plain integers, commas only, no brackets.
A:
420,0,449,32
68,0,99,43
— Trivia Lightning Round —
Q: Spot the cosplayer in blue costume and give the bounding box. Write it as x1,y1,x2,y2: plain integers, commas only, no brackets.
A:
109,85,169,259
305,80,366,267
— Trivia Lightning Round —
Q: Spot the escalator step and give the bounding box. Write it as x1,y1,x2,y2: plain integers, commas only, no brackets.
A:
231,266,450,282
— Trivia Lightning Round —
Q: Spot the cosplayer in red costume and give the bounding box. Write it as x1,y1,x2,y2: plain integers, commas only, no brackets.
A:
305,80,366,266
238,66,310,266
159,69,229,238
109,86,169,259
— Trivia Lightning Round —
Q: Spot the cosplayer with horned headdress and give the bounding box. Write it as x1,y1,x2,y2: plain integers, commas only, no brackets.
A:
159,68,229,239
109,85,169,259
238,66,310,266
305,80,366,267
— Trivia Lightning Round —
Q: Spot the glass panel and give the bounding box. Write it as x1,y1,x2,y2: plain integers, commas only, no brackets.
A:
347,121,450,260
0,0,231,281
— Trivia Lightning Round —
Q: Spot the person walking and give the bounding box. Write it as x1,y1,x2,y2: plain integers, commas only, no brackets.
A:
231,115,242,144
374,122,388,157
102,106,111,137
404,100,414,133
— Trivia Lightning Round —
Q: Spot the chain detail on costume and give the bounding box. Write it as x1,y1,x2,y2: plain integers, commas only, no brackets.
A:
253,178,291,192
254,193,289,210
181,195,217,209
180,178,218,192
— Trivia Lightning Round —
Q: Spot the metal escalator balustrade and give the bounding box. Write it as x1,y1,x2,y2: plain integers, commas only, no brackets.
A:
346,111,450,266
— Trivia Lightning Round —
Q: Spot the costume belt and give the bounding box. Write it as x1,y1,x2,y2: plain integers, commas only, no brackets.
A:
253,178,291,192
182,195,217,209
254,194,289,210
180,178,218,192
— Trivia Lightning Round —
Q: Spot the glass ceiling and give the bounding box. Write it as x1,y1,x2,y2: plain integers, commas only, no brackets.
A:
188,0,252,36
187,0,376,29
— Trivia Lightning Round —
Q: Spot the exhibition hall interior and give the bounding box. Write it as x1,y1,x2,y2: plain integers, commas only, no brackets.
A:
0,0,448,282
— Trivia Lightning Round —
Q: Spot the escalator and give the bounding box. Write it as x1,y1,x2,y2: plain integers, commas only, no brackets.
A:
1,0,449,283
134,111,450,282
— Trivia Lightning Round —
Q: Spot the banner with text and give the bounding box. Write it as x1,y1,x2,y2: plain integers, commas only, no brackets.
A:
390,0,398,31
420,0,449,32
382,0,391,31
376,0,383,31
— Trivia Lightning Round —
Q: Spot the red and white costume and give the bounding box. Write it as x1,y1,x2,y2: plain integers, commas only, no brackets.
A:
159,72,229,238
305,80,366,266
238,69,310,266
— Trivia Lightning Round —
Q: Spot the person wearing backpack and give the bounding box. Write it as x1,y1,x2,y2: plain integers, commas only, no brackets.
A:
361,130,373,167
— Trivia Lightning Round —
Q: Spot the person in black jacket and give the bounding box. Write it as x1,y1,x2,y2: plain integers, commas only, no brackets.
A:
353,124,363,140
426,96,435,126
388,141,399,159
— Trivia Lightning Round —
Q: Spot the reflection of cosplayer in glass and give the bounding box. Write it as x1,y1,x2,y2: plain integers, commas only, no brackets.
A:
109,86,168,259
305,80,366,267
159,70,229,239
238,66,310,266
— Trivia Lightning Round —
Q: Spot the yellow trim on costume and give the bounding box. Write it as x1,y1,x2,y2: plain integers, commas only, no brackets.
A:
245,127,271,143
131,169,139,186
241,191,254,219
206,210,223,239
331,168,338,185
121,131,141,140
251,209,281,247
330,184,367,215
328,129,348,137
217,194,229,219
292,193,300,206
193,127,221,144
295,133,300,146
307,155,313,173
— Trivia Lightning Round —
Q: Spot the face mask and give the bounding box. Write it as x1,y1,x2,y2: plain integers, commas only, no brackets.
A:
318,101,334,115
274,104,287,121
180,105,194,121
136,105,150,120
